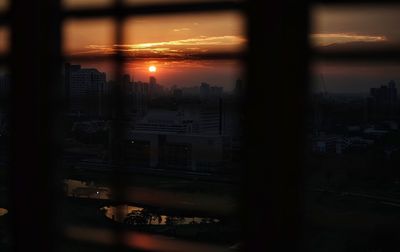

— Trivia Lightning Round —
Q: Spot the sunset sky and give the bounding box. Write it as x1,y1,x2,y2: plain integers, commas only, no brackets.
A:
312,5,400,49
312,5,400,93
61,4,400,93
63,11,245,90
0,26,8,55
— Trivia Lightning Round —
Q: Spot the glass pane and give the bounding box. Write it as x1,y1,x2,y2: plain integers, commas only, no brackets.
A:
62,18,119,250
0,66,10,251
0,0,8,13
59,60,117,251
311,5,400,52
63,0,114,9
61,60,114,178
0,27,9,55
305,60,400,251
60,59,244,249
61,11,245,250
109,11,245,247
63,18,116,57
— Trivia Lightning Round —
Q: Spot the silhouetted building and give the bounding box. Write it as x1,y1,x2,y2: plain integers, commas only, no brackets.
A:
126,131,227,172
172,88,183,99
367,80,398,121
210,86,223,96
200,82,223,99
132,81,149,118
200,82,210,98
234,79,243,95
65,63,106,117
149,76,156,97
147,76,164,99
199,101,222,134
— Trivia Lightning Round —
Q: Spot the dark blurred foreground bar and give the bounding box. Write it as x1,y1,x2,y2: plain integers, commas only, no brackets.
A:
244,0,309,251
10,0,61,252
64,225,231,252
62,1,243,19
313,49,400,62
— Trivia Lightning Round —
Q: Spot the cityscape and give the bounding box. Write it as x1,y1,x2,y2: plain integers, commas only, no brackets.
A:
2,2,400,252
1,62,400,251
0,61,244,249
0,8,247,251
63,63,243,173
305,6,400,251
305,79,400,251
62,62,243,249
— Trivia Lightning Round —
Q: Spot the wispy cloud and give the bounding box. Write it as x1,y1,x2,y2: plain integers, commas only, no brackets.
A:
119,35,245,48
173,28,191,32
72,35,246,58
311,33,387,46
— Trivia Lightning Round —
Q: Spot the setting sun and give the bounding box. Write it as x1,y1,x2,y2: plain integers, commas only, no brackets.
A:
148,65,157,73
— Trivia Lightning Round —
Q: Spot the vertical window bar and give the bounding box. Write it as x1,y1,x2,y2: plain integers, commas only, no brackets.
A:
10,1,62,252
112,0,128,251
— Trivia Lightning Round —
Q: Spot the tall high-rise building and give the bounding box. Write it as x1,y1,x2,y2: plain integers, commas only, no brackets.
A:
234,79,243,96
147,76,164,99
367,80,398,121
122,74,132,94
200,82,223,98
388,80,397,104
64,63,107,117
132,81,149,118
149,76,156,86
200,82,210,98
149,76,157,98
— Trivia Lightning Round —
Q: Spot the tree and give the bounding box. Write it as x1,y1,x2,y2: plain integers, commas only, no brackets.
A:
124,209,151,225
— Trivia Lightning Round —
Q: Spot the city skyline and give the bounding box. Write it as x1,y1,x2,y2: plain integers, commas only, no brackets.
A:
312,62,400,94
67,59,242,91
63,63,238,118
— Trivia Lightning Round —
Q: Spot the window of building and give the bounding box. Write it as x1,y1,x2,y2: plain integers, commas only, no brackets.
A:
304,3,400,251
9,0,400,251
59,0,246,251
0,0,9,250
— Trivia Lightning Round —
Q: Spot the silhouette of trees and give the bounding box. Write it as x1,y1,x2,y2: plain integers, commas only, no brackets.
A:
123,208,164,226
165,216,185,226
124,209,151,225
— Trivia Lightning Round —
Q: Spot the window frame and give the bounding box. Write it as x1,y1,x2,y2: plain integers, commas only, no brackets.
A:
9,0,249,252
9,0,399,251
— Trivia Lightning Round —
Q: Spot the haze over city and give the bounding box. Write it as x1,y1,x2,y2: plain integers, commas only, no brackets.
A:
312,5,400,93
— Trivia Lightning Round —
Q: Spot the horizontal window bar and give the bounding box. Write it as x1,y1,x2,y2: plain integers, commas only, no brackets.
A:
311,0,400,3
313,50,400,61
0,14,8,25
61,1,244,19
0,55,8,64
64,226,230,252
